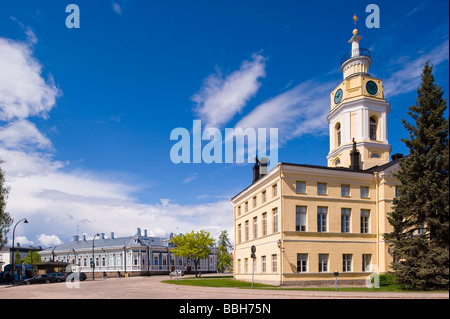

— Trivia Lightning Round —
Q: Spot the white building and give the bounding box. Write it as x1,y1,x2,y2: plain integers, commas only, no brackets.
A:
38,228,218,277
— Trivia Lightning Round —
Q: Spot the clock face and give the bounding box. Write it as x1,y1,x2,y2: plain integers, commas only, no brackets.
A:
366,80,378,95
334,89,343,104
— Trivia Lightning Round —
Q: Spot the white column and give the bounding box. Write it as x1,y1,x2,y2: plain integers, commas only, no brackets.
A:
381,112,387,142
344,112,351,143
357,109,363,140
363,108,369,140
329,123,334,151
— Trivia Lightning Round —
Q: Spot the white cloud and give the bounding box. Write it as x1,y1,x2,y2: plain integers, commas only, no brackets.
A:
192,53,266,128
384,39,449,98
235,80,334,143
14,236,35,247
0,37,60,121
0,119,53,151
112,3,122,15
36,234,63,247
182,172,198,184
0,32,233,248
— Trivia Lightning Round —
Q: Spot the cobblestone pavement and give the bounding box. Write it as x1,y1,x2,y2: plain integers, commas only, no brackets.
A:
0,274,448,299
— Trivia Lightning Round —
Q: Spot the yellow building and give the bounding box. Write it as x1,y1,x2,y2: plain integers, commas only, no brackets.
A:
231,30,403,286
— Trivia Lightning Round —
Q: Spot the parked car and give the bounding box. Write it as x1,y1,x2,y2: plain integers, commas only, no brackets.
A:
48,272,67,282
170,270,184,276
66,272,87,282
24,274,57,285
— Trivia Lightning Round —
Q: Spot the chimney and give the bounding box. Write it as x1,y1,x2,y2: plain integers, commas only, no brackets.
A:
83,234,87,241
110,232,115,239
100,233,105,239
260,157,268,177
144,229,148,237
350,139,361,170
137,228,141,237
73,235,80,242
252,156,260,183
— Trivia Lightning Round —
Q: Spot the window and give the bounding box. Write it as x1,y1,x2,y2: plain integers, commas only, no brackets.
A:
341,208,351,233
272,255,277,272
253,196,257,208
371,152,380,158
262,191,266,203
334,158,341,167
360,186,369,198
262,212,267,236
272,184,278,197
317,206,328,232
361,209,370,233
253,217,258,239
318,254,328,272
245,220,249,241
336,123,342,146
343,254,352,272
370,117,377,140
296,181,306,194
245,258,248,273
238,224,242,243
341,184,350,197
395,186,400,198
262,256,266,273
297,254,308,273
102,257,106,267
237,206,241,216
238,259,241,274
317,182,327,195
362,254,372,272
245,201,248,212
273,208,278,233
296,206,307,231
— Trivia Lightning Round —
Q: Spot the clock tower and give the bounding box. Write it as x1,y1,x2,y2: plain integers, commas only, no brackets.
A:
327,28,391,170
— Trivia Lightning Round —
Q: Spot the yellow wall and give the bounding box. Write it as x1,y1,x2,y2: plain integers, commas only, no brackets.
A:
232,164,399,286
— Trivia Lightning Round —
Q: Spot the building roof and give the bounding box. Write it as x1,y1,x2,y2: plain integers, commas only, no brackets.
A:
39,234,171,254
231,156,403,201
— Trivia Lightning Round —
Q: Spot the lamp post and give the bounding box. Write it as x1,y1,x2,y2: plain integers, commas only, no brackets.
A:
92,233,99,280
11,218,28,284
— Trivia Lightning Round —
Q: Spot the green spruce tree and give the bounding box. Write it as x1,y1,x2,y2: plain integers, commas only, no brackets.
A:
217,230,233,273
384,62,449,290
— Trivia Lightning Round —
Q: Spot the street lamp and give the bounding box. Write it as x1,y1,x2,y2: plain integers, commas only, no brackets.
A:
92,233,100,280
11,218,28,283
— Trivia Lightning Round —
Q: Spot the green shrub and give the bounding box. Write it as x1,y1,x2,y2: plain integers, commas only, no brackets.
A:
371,273,396,286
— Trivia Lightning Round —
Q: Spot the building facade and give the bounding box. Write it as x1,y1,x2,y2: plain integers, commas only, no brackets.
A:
38,228,218,277
231,29,402,286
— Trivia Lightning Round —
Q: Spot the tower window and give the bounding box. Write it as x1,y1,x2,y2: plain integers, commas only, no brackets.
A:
334,158,341,167
370,152,380,159
336,123,342,146
370,117,377,140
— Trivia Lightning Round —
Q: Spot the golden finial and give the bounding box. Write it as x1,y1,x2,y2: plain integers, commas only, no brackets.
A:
353,14,358,35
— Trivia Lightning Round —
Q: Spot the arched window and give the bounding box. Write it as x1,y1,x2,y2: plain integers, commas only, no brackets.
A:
334,158,341,167
336,123,341,146
371,152,380,159
370,117,377,140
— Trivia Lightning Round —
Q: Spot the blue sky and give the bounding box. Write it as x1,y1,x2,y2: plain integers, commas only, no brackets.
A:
0,0,448,247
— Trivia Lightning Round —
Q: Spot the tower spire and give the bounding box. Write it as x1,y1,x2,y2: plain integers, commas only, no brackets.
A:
353,14,358,35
